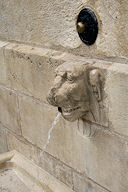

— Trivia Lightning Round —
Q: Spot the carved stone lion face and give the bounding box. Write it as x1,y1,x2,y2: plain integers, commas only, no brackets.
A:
47,62,91,121
47,62,103,122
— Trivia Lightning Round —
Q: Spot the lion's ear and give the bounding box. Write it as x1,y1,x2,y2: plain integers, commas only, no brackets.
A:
89,69,104,101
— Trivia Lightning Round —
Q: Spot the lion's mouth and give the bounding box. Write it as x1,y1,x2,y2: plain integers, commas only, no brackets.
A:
58,107,62,113
58,106,81,115
58,106,88,121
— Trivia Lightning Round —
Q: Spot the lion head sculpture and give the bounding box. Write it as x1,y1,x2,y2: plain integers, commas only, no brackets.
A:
47,62,104,122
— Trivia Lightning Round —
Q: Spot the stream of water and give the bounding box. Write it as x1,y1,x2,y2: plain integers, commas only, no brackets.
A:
37,112,61,179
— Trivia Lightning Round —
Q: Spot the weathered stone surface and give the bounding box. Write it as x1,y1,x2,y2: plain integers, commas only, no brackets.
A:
0,42,128,191
105,63,128,136
18,94,58,148
93,0,128,58
0,124,8,154
39,151,109,191
0,151,75,192
0,41,9,86
0,170,30,192
46,120,128,192
4,43,64,102
73,171,109,192
0,0,128,58
0,1,127,191
0,0,81,48
0,87,21,135
6,131,38,163
39,151,73,188
90,61,128,136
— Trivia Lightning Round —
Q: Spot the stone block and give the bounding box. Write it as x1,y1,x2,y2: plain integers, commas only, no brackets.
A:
39,152,73,188
46,119,128,192
39,150,109,191
0,124,8,153
0,0,81,48
0,41,9,86
0,170,30,192
91,61,128,136
6,131,38,163
105,63,128,136
4,43,64,102
73,171,109,192
18,95,59,149
0,87,21,135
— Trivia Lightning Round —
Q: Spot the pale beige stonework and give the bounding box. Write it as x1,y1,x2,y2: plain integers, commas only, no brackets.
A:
0,170,30,192
46,121,128,192
4,43,64,102
0,0,128,58
18,95,58,148
0,41,9,86
105,64,128,136
0,124,8,154
73,172,108,192
0,40,128,191
39,151,109,192
5,130,108,192
0,87,21,135
6,131,38,163
0,151,75,192
0,0,128,191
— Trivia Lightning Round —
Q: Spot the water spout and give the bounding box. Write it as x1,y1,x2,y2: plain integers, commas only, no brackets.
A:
37,112,61,179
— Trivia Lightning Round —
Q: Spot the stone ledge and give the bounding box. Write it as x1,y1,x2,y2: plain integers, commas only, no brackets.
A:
5,120,128,192
6,130,110,192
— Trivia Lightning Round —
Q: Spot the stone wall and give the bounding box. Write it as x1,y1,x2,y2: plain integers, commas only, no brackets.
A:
0,0,128,59
0,1,128,192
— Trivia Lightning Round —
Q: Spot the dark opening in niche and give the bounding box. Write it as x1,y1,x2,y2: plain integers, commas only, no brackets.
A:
76,8,98,46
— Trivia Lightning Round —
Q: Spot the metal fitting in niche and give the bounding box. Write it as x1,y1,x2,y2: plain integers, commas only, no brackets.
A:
76,8,98,45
